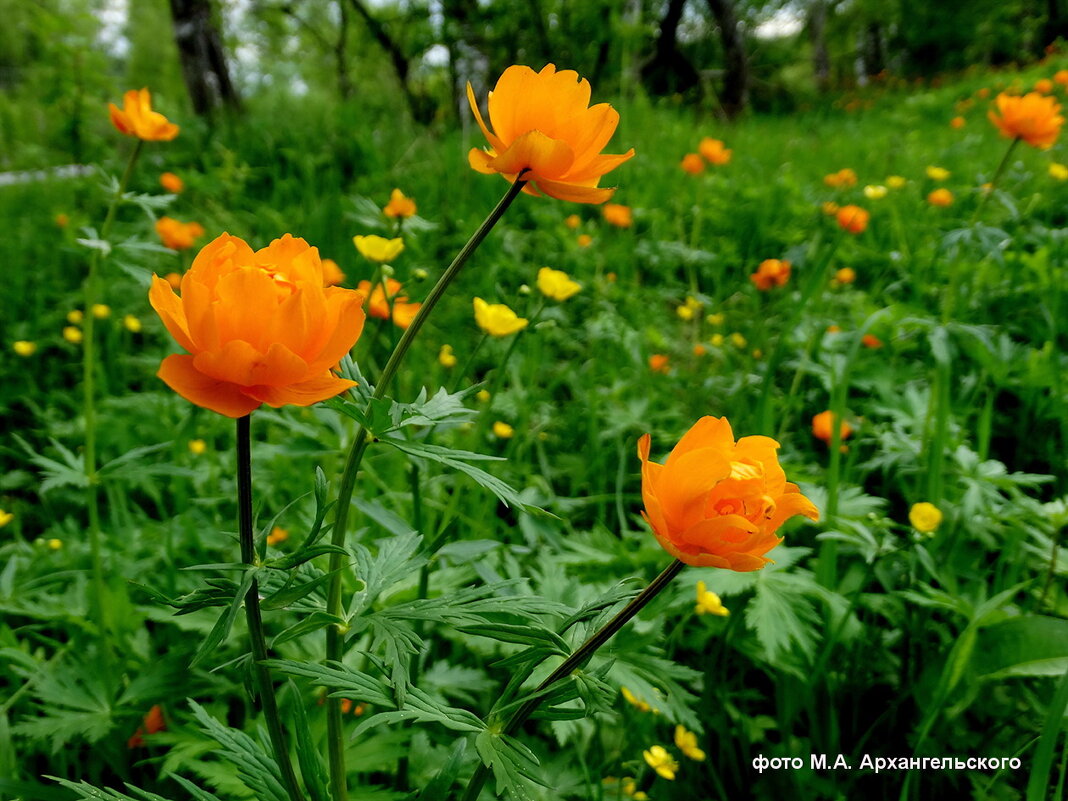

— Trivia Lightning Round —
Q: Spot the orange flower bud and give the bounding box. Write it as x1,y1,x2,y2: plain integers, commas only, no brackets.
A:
812,410,852,444
750,259,791,291
603,203,633,228
149,233,366,418
383,188,417,218
467,64,634,204
355,278,421,329
638,417,819,570
680,153,704,174
160,172,184,193
156,217,205,250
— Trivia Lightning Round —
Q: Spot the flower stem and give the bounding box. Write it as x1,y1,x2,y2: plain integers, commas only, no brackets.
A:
461,559,685,801
324,176,527,801
84,139,142,659
974,136,1020,220
236,416,305,801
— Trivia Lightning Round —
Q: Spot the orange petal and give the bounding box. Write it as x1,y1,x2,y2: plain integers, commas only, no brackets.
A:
488,131,575,180
244,372,356,407
193,340,309,387
306,292,366,372
466,82,504,153
157,354,261,418
148,275,195,352
469,148,499,174
565,149,637,183
531,177,615,204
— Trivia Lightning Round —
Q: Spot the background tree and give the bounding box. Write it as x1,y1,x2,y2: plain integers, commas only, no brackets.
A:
168,0,240,115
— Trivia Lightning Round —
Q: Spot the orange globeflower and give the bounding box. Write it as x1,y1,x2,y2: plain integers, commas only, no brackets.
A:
1035,78,1054,94
698,137,732,165
149,233,366,418
988,92,1064,149
156,217,205,250
680,153,704,174
160,172,184,193
467,64,635,203
750,259,791,291
638,417,819,570
322,258,346,286
383,188,417,218
649,354,670,374
927,188,954,206
861,333,883,348
109,88,179,141
1056,70,1068,86
836,205,869,234
603,203,633,228
127,704,166,749
355,278,421,329
950,116,966,129
824,168,857,188
812,410,852,445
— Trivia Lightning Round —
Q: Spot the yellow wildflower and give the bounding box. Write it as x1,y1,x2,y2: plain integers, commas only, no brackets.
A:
730,332,747,348
123,315,142,333
621,686,651,712
188,439,207,455
643,745,678,780
0,509,12,527
473,297,528,337
909,502,943,533
706,312,724,326
91,304,111,319
695,580,729,616
926,165,950,181
63,326,83,345
353,235,404,263
1050,162,1068,180
537,267,581,301
47,538,62,550
887,175,907,188
710,333,724,346
67,310,84,324
438,344,458,368
676,296,702,321
476,389,491,402
863,184,888,199
492,421,514,439
674,725,706,761
13,341,37,357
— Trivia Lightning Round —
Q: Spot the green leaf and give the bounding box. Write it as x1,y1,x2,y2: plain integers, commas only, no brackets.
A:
271,611,348,647
288,681,330,801
261,660,395,707
474,730,546,801
189,700,289,801
190,567,258,668
973,616,1068,678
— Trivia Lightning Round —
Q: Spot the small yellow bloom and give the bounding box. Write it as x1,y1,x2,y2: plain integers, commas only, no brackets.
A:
564,214,581,229
188,439,207,455
476,389,491,402
413,267,429,281
695,580,729,617
621,778,648,800
577,233,593,248
383,188,417,218
621,686,651,712
67,310,84,325
675,296,702,321
267,526,289,546
886,175,907,188
909,502,943,533
926,165,951,181
710,333,724,346
1050,162,1068,180
91,304,111,319
123,314,142,333
863,184,888,199
642,745,679,780
730,332,746,348
492,421,514,439
47,538,62,550
751,348,763,359
537,267,581,301
706,312,724,326
674,725,706,761
13,340,37,357
834,267,856,284
821,201,840,216
63,326,83,345
473,297,528,337
0,509,12,527
353,235,404,263
438,344,458,368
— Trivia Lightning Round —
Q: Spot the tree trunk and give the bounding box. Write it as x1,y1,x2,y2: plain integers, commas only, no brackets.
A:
705,0,748,118
336,0,352,100
347,0,433,124
861,21,885,77
168,0,240,115
640,0,700,96
809,0,830,93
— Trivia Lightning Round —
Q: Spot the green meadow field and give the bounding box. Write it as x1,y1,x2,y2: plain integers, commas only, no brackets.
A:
2,3,1068,801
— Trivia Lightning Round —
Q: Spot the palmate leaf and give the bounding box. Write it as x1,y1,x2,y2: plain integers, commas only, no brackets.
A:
474,730,547,801
49,779,183,801
15,435,87,494
11,655,115,752
189,700,288,801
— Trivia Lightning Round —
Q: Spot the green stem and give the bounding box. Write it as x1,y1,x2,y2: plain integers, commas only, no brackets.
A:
462,560,685,801
84,139,142,657
324,176,527,801
973,136,1020,220
237,416,305,801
